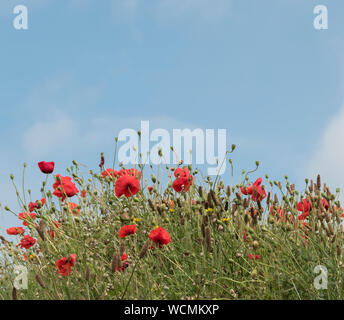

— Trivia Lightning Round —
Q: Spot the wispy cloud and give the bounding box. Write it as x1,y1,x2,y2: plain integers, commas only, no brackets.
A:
307,103,344,191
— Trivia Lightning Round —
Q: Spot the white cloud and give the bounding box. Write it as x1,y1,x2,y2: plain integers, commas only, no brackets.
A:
307,104,344,190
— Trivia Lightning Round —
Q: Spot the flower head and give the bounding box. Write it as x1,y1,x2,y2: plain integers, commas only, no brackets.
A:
6,227,25,235
172,167,193,192
53,174,79,201
118,224,137,238
19,235,36,249
38,161,55,174
149,227,171,248
55,254,76,276
115,175,140,198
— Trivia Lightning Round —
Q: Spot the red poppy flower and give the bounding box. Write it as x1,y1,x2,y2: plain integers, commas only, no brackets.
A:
53,174,79,201
321,198,329,210
240,178,266,201
81,190,86,198
55,254,76,276
116,253,129,272
297,198,312,220
115,175,140,198
248,253,260,260
172,167,193,192
148,186,153,193
28,198,46,212
6,227,25,235
19,212,37,226
48,221,61,238
66,202,80,216
118,225,137,238
149,227,171,247
38,161,55,174
118,168,141,179
101,168,119,179
19,235,36,249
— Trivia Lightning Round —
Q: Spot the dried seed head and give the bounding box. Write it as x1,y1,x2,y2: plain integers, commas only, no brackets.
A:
85,267,90,281
337,244,342,256
317,174,321,191
35,273,46,289
12,287,18,300
205,227,213,252
226,185,231,197
111,252,121,272
120,242,126,256
139,239,151,259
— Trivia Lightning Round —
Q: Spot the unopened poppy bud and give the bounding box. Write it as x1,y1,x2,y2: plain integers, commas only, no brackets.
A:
231,144,236,151
4,206,10,211
151,175,156,183
137,130,141,137
23,163,27,168
10,174,14,180
158,148,163,157
72,160,78,166
255,161,259,167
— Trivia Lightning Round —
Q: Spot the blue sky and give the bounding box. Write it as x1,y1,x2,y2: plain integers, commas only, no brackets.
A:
0,0,343,231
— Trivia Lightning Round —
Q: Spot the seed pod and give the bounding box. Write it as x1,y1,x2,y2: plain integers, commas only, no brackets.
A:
235,192,242,202
266,192,271,205
120,242,126,256
35,273,46,289
205,227,213,252
85,267,90,281
111,252,121,272
198,186,203,198
210,189,218,206
317,174,321,191
337,244,342,256
148,199,155,211
274,194,278,204
139,239,151,259
226,185,231,197
328,223,335,236
12,287,18,300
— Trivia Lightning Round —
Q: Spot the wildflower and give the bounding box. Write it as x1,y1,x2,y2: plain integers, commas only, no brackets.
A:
297,198,312,220
118,224,137,238
116,253,129,272
115,175,140,198
53,174,79,201
117,168,141,179
321,198,329,210
240,178,266,201
221,217,231,223
6,227,25,235
19,235,36,249
248,253,260,260
81,190,86,198
28,198,46,212
148,186,153,193
65,202,80,216
149,227,171,248
55,254,76,276
18,212,37,226
172,167,193,192
38,161,55,174
133,218,141,223
101,168,118,179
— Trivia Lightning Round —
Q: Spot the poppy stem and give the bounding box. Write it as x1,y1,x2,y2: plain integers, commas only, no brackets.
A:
121,260,138,300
